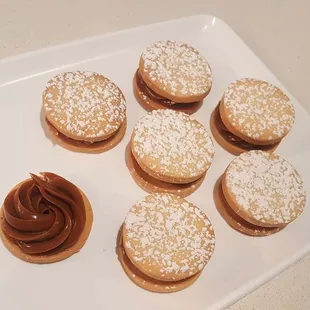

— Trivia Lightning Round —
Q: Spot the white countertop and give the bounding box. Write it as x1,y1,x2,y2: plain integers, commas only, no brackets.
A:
1,0,309,309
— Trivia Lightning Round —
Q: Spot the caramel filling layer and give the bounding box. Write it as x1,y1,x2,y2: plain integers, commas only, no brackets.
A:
214,104,278,150
215,178,283,236
126,145,205,196
136,70,177,106
46,118,121,149
118,232,201,292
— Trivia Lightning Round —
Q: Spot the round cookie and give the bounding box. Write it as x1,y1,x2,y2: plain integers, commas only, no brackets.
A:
123,193,215,281
117,227,202,293
213,177,284,236
131,109,215,184
125,143,205,197
46,117,126,154
222,151,306,228
43,71,126,143
139,41,212,103
220,78,295,145
0,175,93,264
133,70,203,115
210,103,279,155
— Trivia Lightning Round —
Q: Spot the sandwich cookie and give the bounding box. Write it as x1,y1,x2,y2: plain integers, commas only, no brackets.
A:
43,71,126,153
210,79,295,155
216,151,306,236
118,193,215,292
0,172,93,263
128,109,215,197
134,41,212,114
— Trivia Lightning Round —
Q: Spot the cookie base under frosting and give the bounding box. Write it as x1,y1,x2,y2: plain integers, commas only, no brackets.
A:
0,179,93,264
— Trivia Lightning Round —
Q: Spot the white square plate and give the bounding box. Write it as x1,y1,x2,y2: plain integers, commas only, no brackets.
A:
0,15,309,310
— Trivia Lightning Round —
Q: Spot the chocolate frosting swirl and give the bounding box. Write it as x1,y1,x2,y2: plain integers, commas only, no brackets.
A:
1,173,86,255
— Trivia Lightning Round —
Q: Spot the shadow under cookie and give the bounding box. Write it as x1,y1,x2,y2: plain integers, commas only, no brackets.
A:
116,225,201,293
133,70,203,115
213,176,284,236
210,104,280,156
125,143,205,197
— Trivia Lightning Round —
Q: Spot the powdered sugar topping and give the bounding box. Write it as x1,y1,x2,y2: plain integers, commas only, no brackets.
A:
141,41,212,97
223,78,295,141
132,109,215,179
225,151,306,225
43,71,126,139
124,193,215,280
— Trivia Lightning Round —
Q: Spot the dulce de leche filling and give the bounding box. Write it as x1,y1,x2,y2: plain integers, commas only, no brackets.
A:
136,70,176,106
216,179,283,235
1,172,86,255
214,104,278,150
214,104,254,148
46,117,119,148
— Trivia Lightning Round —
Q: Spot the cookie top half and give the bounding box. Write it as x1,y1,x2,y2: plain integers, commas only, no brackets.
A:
139,41,212,103
220,79,295,145
43,71,126,142
131,109,215,183
223,150,306,227
123,193,215,281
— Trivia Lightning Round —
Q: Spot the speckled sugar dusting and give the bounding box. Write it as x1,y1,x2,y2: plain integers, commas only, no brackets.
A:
141,41,212,97
132,109,215,179
124,193,215,280
223,78,295,141
225,151,306,225
43,71,126,140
